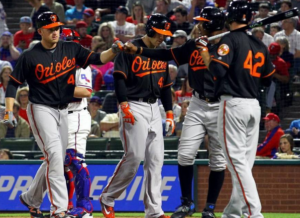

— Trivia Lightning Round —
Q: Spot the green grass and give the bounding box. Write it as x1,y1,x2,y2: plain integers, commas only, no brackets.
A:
0,213,299,218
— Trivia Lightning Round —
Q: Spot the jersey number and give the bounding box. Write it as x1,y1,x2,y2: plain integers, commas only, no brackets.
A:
243,51,265,78
68,74,75,85
158,77,164,88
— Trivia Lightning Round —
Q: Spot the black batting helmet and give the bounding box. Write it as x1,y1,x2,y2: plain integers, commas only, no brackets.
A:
146,13,173,37
193,7,225,31
226,0,253,24
36,11,64,29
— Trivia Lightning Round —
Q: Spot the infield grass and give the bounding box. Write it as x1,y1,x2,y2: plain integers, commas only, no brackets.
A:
0,213,299,218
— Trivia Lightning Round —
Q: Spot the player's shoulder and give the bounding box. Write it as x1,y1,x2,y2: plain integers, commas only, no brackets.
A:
131,38,144,46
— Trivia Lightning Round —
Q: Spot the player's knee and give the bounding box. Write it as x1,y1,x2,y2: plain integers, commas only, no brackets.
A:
178,153,195,166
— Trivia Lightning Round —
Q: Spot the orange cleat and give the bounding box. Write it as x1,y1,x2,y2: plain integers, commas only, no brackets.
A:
159,215,170,218
99,197,115,218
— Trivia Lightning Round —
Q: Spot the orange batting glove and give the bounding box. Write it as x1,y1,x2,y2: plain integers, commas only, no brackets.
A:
111,40,124,54
120,103,136,125
3,110,17,128
165,111,175,136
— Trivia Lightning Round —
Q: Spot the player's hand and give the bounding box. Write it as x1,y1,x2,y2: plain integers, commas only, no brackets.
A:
124,42,138,54
165,111,175,136
3,111,17,128
120,103,136,125
111,40,124,54
195,36,208,52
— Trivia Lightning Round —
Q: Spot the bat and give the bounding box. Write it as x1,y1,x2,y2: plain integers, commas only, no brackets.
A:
208,8,299,41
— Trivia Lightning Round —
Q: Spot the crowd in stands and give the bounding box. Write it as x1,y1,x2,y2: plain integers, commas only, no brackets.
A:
0,0,300,159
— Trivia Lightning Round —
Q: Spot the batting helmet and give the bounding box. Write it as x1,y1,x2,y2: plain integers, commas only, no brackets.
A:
36,11,64,29
193,7,225,31
226,0,253,24
60,28,81,43
146,13,173,37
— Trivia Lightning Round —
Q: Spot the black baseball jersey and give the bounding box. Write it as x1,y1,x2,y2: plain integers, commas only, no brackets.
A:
210,31,275,98
9,41,101,106
113,38,172,98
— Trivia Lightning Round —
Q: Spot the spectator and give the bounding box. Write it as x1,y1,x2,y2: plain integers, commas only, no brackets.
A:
175,77,193,105
126,1,146,25
0,65,12,105
189,24,200,39
0,60,12,72
0,1,8,36
88,96,106,123
28,40,40,49
90,64,103,91
187,0,214,23
98,22,117,48
273,134,295,158
0,101,31,139
171,30,187,48
254,3,270,19
126,0,156,15
280,0,292,12
13,17,34,50
0,149,13,160
175,99,190,136
0,32,22,68
257,113,284,158
76,21,92,49
65,0,87,25
95,0,126,16
100,112,120,138
16,87,30,124
83,8,99,36
89,120,101,138
91,35,103,51
276,36,294,70
103,67,115,90
252,24,274,47
43,0,65,21
101,92,118,114
108,6,135,43
27,0,50,40
168,64,179,89
174,7,194,35
153,0,170,17
285,119,300,138
270,23,282,37
56,0,67,11
135,23,146,38
160,88,181,120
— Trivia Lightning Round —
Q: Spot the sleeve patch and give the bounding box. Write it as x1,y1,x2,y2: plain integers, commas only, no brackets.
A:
81,74,90,83
217,44,230,56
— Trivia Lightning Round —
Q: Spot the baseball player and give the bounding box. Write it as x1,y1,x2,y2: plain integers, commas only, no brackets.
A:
3,11,122,218
198,1,275,217
124,7,226,218
99,14,175,218
59,28,94,218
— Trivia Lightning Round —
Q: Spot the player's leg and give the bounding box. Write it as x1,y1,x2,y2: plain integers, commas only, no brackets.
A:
143,103,164,218
65,109,93,218
100,101,149,216
172,96,206,218
203,102,226,218
25,103,68,215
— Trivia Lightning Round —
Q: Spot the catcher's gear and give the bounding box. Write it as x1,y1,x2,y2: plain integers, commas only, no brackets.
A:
165,111,175,136
120,103,136,125
36,11,64,29
226,0,252,24
193,7,225,31
146,13,173,37
60,28,80,43
195,36,208,52
3,111,17,127
112,40,124,54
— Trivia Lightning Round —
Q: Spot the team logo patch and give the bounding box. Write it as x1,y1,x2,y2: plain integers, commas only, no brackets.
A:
50,14,57,22
81,74,90,82
217,44,230,56
164,22,171,30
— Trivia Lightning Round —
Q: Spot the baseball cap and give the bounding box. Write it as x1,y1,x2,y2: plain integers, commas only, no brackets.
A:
20,16,32,24
83,8,95,17
173,30,187,38
76,21,88,29
1,31,12,37
90,96,102,105
263,113,280,122
268,42,281,55
116,6,129,16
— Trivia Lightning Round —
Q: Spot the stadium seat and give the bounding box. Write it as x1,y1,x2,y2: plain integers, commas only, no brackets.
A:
86,138,108,151
106,138,124,159
0,138,35,151
164,137,179,150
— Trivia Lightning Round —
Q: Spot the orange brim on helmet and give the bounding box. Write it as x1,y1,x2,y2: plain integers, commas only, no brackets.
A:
193,16,210,22
152,26,173,37
42,22,64,29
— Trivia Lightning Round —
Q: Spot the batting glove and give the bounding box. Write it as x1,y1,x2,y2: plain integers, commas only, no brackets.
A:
195,36,208,52
120,103,136,125
112,40,124,54
3,111,17,127
165,111,175,136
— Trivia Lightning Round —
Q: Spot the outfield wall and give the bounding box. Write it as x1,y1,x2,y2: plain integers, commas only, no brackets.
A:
0,160,299,213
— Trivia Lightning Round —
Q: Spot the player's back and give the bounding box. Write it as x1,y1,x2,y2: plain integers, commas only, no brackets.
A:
215,31,273,98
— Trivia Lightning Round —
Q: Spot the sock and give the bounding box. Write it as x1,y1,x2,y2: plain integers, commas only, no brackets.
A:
205,170,225,210
178,164,194,201
65,169,75,207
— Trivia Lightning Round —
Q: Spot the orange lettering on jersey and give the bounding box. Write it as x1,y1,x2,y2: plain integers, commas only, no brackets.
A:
189,50,207,71
132,56,167,77
34,56,76,84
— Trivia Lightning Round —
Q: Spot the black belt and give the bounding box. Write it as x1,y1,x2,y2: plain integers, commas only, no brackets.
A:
193,91,219,103
48,103,69,110
68,107,87,114
128,97,157,104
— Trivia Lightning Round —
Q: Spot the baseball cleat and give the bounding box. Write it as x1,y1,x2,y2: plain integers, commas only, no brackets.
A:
19,194,44,218
44,212,72,218
67,207,93,218
158,215,170,218
99,198,115,218
171,197,195,218
202,210,216,218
